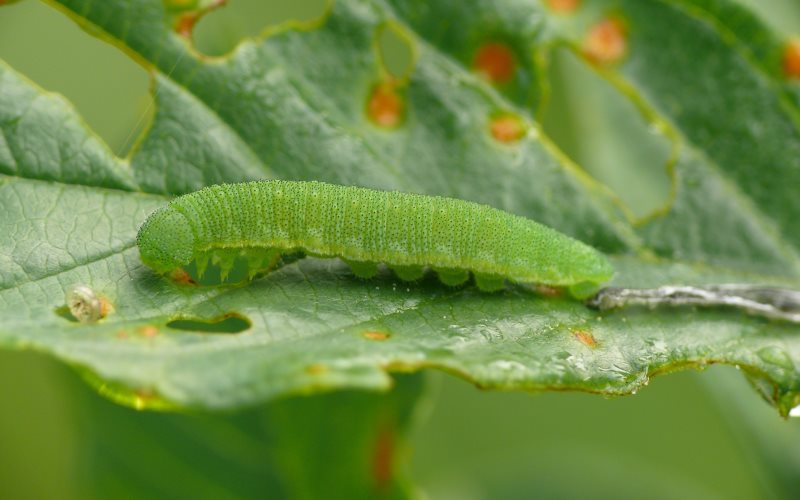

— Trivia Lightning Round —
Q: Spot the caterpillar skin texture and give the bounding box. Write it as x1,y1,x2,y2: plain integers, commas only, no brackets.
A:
136,181,614,297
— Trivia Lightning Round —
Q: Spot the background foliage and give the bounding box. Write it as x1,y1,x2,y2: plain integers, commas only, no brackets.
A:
2,0,800,498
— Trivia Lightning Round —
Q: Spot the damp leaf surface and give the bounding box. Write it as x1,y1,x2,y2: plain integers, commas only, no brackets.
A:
1,0,799,414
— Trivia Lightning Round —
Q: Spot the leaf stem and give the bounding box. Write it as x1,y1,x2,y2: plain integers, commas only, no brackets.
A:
588,285,800,323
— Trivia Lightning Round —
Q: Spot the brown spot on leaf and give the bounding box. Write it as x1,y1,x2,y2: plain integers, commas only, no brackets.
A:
490,113,526,143
99,298,112,318
170,0,227,38
474,42,516,84
174,13,199,38
367,82,404,128
134,388,155,410
546,0,581,14
534,285,563,297
584,18,627,65
363,330,390,341
574,330,598,348
116,330,130,340
170,268,196,285
372,423,394,493
784,39,800,80
306,364,328,375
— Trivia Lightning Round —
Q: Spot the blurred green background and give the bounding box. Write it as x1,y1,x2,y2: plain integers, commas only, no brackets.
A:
2,0,800,498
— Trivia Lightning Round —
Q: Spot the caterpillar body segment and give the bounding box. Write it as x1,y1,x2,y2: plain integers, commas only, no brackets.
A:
136,181,614,297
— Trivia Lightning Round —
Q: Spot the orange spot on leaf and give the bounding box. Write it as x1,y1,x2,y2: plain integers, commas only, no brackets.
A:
363,330,390,341
784,39,800,80
116,330,129,340
174,13,199,38
490,114,526,143
574,330,598,348
584,18,627,65
546,0,581,14
99,298,112,319
474,43,516,84
139,326,159,338
367,83,404,128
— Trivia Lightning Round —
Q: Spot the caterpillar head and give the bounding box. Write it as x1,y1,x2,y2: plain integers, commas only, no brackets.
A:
137,206,195,274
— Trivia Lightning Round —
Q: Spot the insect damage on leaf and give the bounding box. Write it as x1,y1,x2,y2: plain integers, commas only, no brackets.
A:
136,181,614,298
64,284,110,323
165,0,227,38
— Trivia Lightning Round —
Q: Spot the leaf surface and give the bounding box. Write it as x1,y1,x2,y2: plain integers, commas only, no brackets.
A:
1,0,799,414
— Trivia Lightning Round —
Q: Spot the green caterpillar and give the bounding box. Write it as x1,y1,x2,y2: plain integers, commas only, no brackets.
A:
136,181,613,297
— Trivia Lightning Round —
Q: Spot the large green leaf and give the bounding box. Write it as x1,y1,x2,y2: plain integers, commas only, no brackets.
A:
1,0,800,414
70,370,424,499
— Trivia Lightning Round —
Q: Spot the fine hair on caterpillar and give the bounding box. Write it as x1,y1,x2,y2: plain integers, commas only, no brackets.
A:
136,181,614,298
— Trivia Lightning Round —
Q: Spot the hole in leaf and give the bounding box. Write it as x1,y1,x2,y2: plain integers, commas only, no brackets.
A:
734,0,800,37
367,83,405,128
376,22,415,81
0,0,151,156
474,42,516,84
541,48,671,219
583,18,628,65
54,306,79,323
193,0,328,56
166,0,227,38
167,314,251,334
